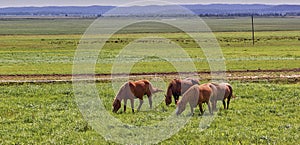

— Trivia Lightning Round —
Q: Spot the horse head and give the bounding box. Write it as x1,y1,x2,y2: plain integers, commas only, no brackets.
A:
112,98,121,113
175,100,185,115
165,94,172,106
165,80,176,106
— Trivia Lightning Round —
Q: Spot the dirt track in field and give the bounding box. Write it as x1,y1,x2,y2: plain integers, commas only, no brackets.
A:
0,68,299,84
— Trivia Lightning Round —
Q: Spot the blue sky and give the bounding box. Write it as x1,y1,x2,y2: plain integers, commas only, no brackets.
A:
0,0,299,8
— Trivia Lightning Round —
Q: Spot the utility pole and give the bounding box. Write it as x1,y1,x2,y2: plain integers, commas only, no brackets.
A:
251,15,255,45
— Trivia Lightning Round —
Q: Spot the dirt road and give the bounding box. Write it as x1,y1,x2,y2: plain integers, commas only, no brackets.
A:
0,68,299,84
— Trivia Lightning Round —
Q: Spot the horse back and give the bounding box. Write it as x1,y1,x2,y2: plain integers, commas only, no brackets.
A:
199,84,213,103
129,80,150,99
169,78,199,96
210,83,232,100
181,79,199,94
183,78,199,85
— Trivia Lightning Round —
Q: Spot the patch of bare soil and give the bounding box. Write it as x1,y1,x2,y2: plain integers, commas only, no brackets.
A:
0,68,299,84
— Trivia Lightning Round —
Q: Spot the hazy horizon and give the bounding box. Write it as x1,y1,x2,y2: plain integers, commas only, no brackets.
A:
0,0,299,8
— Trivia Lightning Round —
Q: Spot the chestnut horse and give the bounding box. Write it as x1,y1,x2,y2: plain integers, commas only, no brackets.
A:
112,79,162,113
165,78,199,106
209,83,233,111
175,83,213,116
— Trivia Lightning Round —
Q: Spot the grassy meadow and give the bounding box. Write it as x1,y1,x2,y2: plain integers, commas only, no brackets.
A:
0,17,299,144
0,31,299,74
0,17,299,75
0,17,299,35
0,82,299,144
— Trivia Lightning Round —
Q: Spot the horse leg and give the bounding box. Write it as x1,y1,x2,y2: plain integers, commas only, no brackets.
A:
207,101,213,115
148,96,153,109
130,99,134,113
124,99,127,112
137,99,144,111
227,97,231,109
198,103,203,115
190,106,194,116
222,99,226,109
174,96,179,105
199,103,204,115
211,100,216,112
214,100,218,111
189,102,194,116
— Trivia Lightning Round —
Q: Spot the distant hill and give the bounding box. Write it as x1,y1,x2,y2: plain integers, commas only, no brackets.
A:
184,4,300,16
0,6,114,16
0,4,299,17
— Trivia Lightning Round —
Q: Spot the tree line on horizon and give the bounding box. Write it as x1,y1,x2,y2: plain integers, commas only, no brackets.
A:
0,4,299,17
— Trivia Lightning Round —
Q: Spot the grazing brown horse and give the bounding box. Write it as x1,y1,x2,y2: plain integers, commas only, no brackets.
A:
112,79,162,113
175,84,213,116
209,83,233,111
165,78,199,106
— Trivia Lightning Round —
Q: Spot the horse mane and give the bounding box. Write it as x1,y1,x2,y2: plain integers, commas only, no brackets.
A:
166,80,174,96
115,82,127,101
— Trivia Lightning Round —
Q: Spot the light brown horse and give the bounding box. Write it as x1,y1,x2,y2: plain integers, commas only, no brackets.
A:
165,78,199,106
175,84,213,116
112,79,162,113
209,83,233,111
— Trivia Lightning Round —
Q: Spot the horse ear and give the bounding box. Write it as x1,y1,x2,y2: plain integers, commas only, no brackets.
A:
129,82,135,88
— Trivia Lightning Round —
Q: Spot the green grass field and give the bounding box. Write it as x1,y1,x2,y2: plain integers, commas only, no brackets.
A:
0,31,299,74
0,17,299,144
0,82,299,144
0,17,299,34
0,17,299,75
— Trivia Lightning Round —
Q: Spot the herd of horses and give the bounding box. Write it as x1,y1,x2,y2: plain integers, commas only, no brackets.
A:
112,78,234,115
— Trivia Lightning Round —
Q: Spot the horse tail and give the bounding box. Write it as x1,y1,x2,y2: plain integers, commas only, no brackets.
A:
208,83,217,99
147,81,163,94
227,84,233,99
191,85,200,107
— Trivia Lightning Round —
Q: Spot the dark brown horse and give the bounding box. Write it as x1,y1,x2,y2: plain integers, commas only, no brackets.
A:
209,83,233,111
176,83,213,115
112,79,162,113
165,78,199,106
